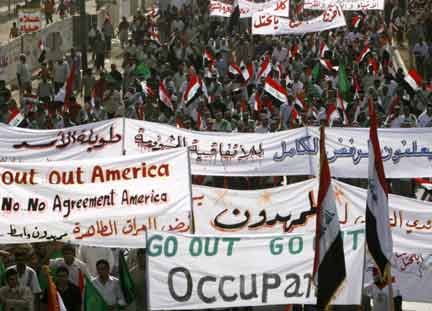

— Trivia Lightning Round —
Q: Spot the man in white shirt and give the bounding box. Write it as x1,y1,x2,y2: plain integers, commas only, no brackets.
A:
92,259,126,310
417,104,432,127
78,245,114,278
7,251,41,311
16,54,31,95
49,244,89,288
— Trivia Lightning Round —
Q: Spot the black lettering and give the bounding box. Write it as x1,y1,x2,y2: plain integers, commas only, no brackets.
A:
168,267,192,302
240,274,258,300
262,273,281,303
219,276,237,302
197,276,216,303
284,273,303,297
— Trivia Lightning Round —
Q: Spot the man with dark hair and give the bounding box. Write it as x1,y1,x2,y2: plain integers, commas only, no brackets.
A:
7,250,41,311
92,259,126,310
43,266,81,311
0,268,33,311
48,244,88,288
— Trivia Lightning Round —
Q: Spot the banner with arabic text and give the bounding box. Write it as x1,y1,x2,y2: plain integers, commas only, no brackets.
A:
125,119,432,178
252,5,345,35
303,0,384,11
148,227,364,309
193,179,432,253
209,0,289,18
0,119,123,162
0,148,192,247
18,9,42,33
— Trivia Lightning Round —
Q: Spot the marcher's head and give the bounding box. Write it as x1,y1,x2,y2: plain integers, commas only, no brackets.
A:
5,268,18,288
61,244,75,264
14,251,28,267
96,259,110,279
55,266,69,287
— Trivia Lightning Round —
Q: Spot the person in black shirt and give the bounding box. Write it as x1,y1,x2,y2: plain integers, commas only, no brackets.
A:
44,266,81,311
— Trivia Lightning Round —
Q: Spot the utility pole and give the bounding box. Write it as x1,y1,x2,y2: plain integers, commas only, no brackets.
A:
79,0,88,71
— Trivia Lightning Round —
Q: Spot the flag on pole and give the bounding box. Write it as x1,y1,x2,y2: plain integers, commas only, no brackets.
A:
352,15,362,28
256,54,271,80
294,95,308,112
356,45,371,63
64,62,76,110
338,63,350,96
119,251,135,305
159,81,174,110
404,69,422,91
366,99,393,284
203,49,216,69
45,267,67,311
183,74,201,103
84,274,108,311
319,41,330,59
141,81,155,97
228,63,242,76
240,61,254,83
6,107,25,127
320,59,339,72
313,126,346,308
264,76,288,103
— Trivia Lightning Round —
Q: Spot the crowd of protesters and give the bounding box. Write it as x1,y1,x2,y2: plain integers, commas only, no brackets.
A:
0,0,431,310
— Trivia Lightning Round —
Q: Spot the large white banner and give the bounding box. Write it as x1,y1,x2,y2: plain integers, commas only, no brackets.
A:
252,5,346,35
304,0,384,11
0,119,123,162
3,119,432,178
192,179,432,253
209,0,289,18
126,120,432,178
148,227,365,309
192,179,432,303
0,148,192,247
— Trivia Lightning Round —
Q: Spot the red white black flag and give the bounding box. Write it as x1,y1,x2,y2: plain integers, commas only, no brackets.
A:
366,99,393,284
313,126,346,308
159,80,174,111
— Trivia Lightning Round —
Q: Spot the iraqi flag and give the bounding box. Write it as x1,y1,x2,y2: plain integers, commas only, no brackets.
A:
228,63,242,76
313,126,346,308
256,54,271,80
203,48,216,69
264,76,287,103
336,91,349,125
320,59,339,72
141,81,155,97
148,26,161,45
183,74,201,103
240,61,254,83
356,45,371,63
404,69,422,91
366,100,393,284
7,107,25,127
289,107,302,128
159,80,174,111
294,95,307,112
319,41,330,59
352,15,362,28
326,103,340,125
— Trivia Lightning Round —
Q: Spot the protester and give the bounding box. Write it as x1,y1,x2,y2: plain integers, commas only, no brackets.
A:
92,259,126,310
0,268,34,311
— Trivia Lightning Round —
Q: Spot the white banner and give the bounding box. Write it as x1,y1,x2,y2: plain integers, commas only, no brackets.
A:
3,120,432,178
252,5,346,35
18,9,42,33
126,120,432,178
192,179,432,253
148,227,365,309
209,0,289,18
304,0,384,11
0,148,192,247
0,119,124,162
192,179,432,303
